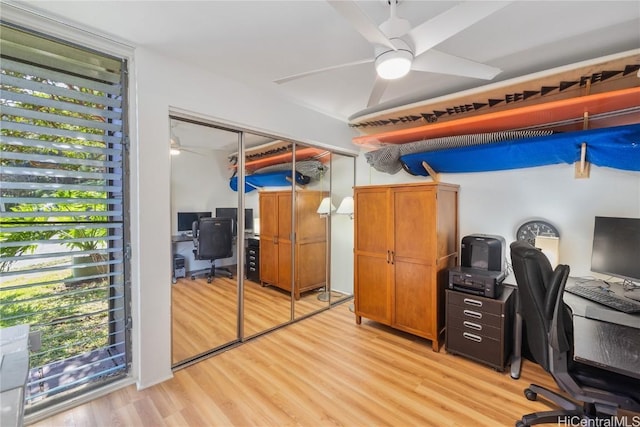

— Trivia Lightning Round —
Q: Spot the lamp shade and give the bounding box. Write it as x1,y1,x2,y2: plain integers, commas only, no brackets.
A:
336,196,354,216
316,197,336,215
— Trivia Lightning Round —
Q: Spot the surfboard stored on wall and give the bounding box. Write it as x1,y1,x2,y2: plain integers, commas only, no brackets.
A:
350,50,640,148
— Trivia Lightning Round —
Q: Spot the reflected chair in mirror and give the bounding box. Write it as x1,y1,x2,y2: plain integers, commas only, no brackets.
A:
510,241,640,427
191,217,233,283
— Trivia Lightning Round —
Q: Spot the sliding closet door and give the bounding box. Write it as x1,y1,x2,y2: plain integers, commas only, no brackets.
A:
170,118,240,365
293,143,331,319
242,135,293,338
330,153,356,304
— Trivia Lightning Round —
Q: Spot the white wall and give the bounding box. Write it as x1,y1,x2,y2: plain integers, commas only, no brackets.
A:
356,152,640,283
135,47,356,388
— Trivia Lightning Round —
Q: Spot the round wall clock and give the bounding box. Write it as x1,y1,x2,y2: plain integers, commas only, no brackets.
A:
516,219,560,246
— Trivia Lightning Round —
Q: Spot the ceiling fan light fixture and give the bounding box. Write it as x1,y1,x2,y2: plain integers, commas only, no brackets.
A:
375,49,412,80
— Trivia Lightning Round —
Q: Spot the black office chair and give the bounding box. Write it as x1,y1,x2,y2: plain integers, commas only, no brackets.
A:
192,217,233,283
510,241,640,427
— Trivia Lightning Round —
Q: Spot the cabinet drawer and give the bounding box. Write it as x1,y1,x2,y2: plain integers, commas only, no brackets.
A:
447,291,504,316
446,312,502,341
446,325,504,369
446,303,503,329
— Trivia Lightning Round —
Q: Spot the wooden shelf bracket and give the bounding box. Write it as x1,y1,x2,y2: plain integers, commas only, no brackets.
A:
575,112,591,179
421,161,440,182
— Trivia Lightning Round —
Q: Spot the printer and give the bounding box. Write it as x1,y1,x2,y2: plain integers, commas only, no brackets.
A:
449,234,506,299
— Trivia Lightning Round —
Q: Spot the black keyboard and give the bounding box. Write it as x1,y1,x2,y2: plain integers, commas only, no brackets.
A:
566,285,640,314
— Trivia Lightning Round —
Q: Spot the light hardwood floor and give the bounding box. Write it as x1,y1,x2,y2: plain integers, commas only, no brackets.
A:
34,302,561,427
172,275,349,363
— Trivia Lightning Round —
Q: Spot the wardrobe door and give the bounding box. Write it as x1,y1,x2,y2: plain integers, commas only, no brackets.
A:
354,186,392,324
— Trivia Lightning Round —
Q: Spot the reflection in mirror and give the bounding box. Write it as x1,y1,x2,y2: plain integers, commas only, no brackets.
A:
330,153,355,305
170,117,240,365
293,142,332,319
241,134,293,338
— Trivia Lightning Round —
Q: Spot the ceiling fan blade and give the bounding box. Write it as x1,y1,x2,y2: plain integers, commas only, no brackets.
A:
407,1,511,57
274,58,373,84
327,0,396,51
367,76,389,107
411,49,502,80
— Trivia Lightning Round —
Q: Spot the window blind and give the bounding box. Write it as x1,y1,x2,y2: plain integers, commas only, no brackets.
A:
0,23,130,409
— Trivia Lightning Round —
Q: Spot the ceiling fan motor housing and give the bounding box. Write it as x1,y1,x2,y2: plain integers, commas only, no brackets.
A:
375,38,414,80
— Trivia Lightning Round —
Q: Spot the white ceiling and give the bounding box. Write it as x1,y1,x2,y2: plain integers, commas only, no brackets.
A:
15,0,640,122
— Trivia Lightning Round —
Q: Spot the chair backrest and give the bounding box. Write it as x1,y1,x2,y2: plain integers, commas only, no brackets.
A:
510,241,571,371
195,217,234,260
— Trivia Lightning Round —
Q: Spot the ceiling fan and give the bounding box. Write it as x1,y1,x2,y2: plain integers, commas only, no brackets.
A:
275,0,509,107
170,126,204,156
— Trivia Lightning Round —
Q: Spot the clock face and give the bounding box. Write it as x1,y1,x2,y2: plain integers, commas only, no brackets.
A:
516,220,560,246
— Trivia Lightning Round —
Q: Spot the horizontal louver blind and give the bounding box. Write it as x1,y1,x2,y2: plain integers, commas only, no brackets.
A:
0,23,129,408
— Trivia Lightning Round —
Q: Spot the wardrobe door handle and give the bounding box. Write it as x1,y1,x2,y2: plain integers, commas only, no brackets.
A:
390,251,394,265
386,250,390,264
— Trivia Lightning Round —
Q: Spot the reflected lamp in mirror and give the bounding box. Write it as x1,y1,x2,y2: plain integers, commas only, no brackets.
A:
317,197,336,217
336,196,354,219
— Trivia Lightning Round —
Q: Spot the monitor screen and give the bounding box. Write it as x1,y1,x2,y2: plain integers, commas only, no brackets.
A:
177,211,211,232
215,208,254,235
591,216,640,281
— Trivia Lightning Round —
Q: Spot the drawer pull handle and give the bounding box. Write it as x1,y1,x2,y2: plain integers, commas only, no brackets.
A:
463,332,482,343
463,298,483,307
463,321,482,331
463,309,482,319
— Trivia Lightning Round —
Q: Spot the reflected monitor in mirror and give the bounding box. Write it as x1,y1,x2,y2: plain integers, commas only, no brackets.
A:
177,211,211,234
215,207,254,236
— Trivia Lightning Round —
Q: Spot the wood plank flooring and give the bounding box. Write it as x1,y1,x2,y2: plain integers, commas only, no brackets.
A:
172,275,350,363
34,303,563,427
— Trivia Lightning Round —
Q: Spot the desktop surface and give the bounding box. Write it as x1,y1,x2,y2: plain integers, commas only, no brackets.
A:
564,278,640,329
572,315,640,380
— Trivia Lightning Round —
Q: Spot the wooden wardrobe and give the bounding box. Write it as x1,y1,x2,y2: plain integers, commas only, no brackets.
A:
353,182,459,351
259,190,327,300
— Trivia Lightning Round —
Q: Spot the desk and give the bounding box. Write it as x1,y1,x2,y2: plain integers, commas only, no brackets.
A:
510,278,640,380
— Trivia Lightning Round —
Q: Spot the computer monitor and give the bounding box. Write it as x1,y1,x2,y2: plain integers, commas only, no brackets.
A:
591,216,640,282
215,208,254,235
177,211,211,233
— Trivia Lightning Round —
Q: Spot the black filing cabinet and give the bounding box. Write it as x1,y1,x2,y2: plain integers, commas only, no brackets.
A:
246,238,260,282
446,286,515,371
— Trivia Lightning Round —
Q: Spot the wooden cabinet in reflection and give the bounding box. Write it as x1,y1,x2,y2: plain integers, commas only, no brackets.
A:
259,190,327,300
354,182,459,351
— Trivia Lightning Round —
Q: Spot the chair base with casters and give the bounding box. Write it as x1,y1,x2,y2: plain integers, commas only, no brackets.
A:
510,241,640,427
516,383,583,427
190,265,233,283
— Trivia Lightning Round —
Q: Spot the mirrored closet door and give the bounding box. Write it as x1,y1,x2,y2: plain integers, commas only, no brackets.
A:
329,152,356,305
170,118,242,364
170,115,356,366
242,134,293,338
